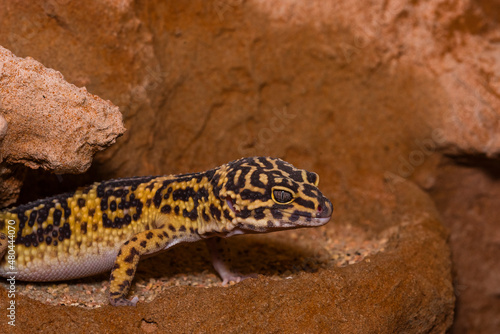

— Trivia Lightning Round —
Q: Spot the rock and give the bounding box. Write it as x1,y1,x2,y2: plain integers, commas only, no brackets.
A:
0,176,454,334
0,164,25,208
382,0,500,159
0,114,6,140
0,0,158,178
6,0,495,332
429,159,500,334
0,46,125,173
0,45,125,206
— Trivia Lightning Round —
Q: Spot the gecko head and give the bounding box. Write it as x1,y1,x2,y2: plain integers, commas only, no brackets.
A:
215,157,333,234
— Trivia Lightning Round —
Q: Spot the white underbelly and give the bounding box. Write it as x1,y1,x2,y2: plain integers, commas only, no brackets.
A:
0,246,119,282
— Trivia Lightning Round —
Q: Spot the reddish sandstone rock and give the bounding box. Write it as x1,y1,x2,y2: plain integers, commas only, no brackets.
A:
0,46,125,173
8,0,500,332
429,159,500,333
0,46,125,206
0,177,454,333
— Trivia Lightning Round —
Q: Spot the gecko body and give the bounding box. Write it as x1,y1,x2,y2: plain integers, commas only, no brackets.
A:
0,157,332,306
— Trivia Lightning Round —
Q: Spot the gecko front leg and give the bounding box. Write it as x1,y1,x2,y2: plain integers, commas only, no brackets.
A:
206,237,257,285
109,227,197,306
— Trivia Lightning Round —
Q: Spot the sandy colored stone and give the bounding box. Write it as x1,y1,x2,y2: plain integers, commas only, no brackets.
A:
429,159,500,333
7,0,500,332
0,45,125,207
253,0,500,158
381,0,500,158
0,114,6,140
0,46,125,173
0,165,25,208
0,177,454,333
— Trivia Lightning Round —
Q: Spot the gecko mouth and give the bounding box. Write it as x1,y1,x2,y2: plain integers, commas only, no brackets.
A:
312,216,331,225
225,197,332,233
226,197,332,228
278,214,331,227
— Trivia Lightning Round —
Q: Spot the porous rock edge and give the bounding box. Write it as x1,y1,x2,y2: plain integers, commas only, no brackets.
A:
0,178,454,334
0,45,125,207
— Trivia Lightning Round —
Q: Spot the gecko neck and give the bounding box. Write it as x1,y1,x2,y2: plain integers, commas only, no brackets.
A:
139,168,238,238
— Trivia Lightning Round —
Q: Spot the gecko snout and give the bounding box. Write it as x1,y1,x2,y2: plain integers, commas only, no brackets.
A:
316,197,333,219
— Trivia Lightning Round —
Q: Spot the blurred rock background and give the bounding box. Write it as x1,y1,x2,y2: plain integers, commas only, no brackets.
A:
0,1,499,333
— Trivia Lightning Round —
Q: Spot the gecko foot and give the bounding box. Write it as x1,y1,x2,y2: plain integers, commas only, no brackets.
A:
109,295,139,307
221,272,258,286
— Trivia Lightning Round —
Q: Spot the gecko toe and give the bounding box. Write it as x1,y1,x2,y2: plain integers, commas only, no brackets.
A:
221,273,258,286
109,296,139,307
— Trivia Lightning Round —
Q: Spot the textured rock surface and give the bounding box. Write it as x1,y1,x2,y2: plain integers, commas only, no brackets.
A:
0,177,454,333
0,46,125,173
371,0,500,158
0,165,25,209
429,160,500,333
4,0,500,332
0,46,125,206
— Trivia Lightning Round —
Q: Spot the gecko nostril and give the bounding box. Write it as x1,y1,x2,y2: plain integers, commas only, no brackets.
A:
316,204,325,218
316,199,333,218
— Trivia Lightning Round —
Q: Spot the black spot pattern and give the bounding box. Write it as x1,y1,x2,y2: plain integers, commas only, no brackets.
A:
28,211,37,227
223,210,232,220
5,157,331,256
81,222,87,234
202,211,210,222
240,189,263,201
124,247,139,263
154,187,164,208
210,204,221,221
294,197,316,210
271,209,283,220
183,208,198,220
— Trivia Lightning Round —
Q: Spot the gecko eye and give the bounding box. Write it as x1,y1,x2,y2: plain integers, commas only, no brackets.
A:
272,188,294,204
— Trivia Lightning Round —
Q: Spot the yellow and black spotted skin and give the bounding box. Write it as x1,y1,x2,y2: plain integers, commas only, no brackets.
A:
0,157,332,306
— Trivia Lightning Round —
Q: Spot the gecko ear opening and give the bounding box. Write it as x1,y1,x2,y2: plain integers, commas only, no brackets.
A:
225,197,239,214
